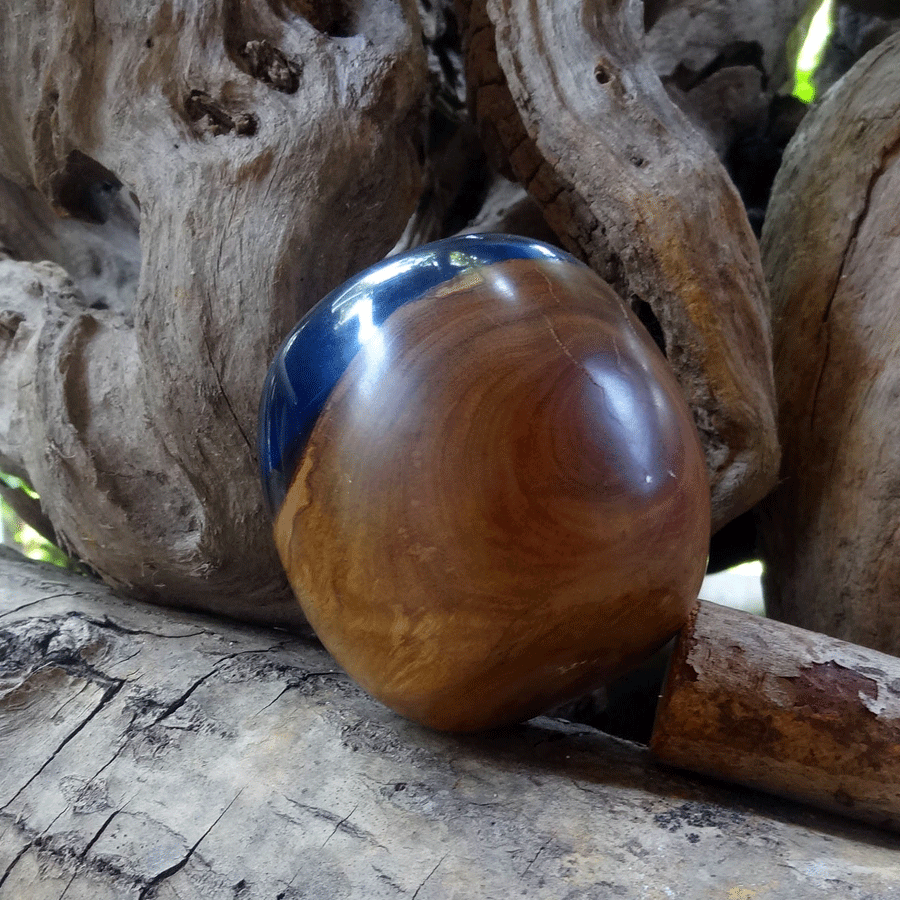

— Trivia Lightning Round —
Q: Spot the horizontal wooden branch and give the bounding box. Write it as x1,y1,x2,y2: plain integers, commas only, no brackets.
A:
653,600,900,830
1,550,899,898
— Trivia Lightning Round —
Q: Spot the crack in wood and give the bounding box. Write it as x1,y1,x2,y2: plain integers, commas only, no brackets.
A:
56,871,77,899
0,807,144,893
78,614,210,640
136,790,242,899
0,838,33,890
520,837,551,878
1,681,123,813
321,804,359,848
80,741,129,803
80,809,120,858
0,594,73,620
199,319,254,454
149,647,283,726
411,853,447,900
251,671,344,717
809,130,900,435
280,797,386,850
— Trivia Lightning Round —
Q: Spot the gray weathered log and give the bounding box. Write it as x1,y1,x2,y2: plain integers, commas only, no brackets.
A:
458,0,780,531
644,0,814,90
2,548,900,899
0,1,427,624
758,32,900,653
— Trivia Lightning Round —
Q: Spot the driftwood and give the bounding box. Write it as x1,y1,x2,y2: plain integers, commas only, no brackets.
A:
758,32,900,653
3,548,900,899
0,0,427,623
653,601,900,830
458,0,779,532
0,0,791,620
644,0,811,91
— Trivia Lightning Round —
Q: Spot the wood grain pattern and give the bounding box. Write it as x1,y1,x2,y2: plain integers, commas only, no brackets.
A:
758,33,900,653
275,258,710,731
652,600,900,830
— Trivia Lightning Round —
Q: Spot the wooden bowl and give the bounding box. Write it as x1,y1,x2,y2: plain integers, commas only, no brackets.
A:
259,234,710,731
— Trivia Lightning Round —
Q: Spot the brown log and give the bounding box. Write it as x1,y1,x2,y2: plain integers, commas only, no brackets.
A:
458,0,780,532
651,600,900,830
758,32,900,653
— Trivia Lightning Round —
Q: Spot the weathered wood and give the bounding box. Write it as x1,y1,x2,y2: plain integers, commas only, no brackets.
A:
652,600,900,831
758,32,900,653
3,550,900,899
0,0,799,622
458,0,780,532
0,0,427,623
644,0,812,90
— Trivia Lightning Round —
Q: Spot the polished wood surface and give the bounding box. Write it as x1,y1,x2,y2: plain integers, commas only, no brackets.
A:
275,258,710,730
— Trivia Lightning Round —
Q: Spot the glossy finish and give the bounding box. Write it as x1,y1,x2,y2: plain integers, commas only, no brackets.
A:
261,235,711,731
259,234,569,514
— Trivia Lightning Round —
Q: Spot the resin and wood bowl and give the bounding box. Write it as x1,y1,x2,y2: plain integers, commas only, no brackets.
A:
259,234,710,731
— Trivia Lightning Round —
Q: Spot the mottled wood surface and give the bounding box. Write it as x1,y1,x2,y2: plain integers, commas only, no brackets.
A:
3,550,900,899
653,601,900,830
759,32,900,653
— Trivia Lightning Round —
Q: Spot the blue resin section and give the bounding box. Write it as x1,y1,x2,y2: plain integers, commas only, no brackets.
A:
258,233,579,513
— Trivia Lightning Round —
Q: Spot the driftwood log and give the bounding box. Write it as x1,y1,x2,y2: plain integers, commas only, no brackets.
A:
0,0,784,620
458,0,779,532
3,549,900,899
0,0,427,624
758,32,900,653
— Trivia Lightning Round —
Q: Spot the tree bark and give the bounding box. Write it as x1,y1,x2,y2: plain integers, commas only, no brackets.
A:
758,32,900,653
2,550,900,899
652,601,900,830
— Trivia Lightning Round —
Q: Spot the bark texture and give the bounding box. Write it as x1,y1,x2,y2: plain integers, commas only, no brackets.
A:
458,0,780,531
653,601,900,830
0,0,427,624
758,33,900,653
3,549,900,899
